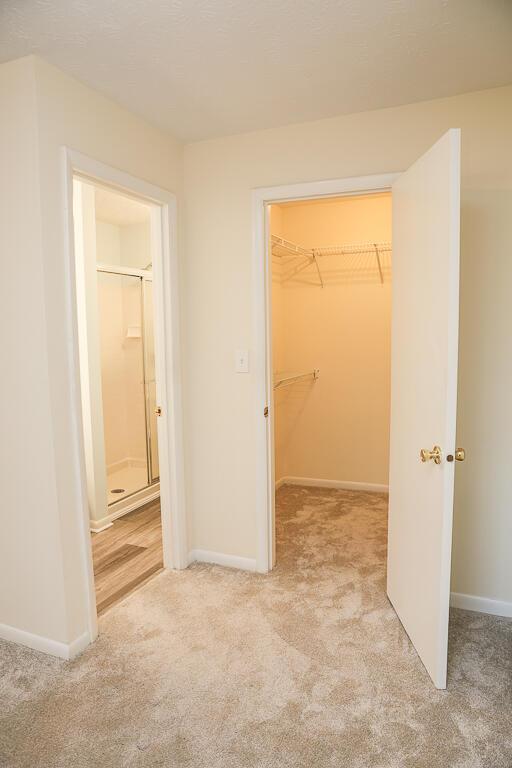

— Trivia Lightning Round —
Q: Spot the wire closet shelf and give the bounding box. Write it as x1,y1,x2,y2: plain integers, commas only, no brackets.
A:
273,369,319,390
271,235,392,286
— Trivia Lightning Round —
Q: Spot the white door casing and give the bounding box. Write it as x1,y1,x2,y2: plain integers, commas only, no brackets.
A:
63,149,188,648
387,129,461,689
253,174,399,574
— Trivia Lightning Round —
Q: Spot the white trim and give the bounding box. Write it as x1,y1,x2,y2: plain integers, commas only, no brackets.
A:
62,148,188,655
0,624,90,660
90,486,161,532
89,522,113,533
67,631,93,659
62,159,99,647
276,476,389,493
188,549,257,572
450,592,512,618
252,173,399,573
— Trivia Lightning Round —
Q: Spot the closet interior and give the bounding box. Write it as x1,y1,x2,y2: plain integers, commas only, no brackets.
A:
270,192,393,519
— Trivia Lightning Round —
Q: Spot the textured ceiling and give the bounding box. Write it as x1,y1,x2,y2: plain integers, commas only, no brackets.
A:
1,0,512,141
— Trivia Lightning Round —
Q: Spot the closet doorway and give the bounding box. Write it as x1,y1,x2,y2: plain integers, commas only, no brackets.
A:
270,192,391,499
255,129,462,690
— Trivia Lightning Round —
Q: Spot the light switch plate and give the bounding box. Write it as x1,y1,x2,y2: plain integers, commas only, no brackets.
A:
235,349,249,373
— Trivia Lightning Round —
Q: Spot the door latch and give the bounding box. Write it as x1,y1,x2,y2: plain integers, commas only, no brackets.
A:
447,448,465,462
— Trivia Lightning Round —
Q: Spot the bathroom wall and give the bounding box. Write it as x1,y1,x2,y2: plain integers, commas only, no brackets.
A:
272,194,392,487
120,223,152,269
96,220,121,264
96,219,151,269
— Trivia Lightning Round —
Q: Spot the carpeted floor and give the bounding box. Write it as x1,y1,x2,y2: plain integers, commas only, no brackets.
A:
1,485,511,767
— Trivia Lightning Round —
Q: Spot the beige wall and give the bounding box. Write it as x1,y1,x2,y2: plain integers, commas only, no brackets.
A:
272,195,392,486
74,181,109,528
96,220,121,264
0,55,183,648
120,223,152,269
96,219,151,269
0,58,69,642
184,84,512,604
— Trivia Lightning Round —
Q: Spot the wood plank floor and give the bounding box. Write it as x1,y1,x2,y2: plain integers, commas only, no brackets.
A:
91,499,163,615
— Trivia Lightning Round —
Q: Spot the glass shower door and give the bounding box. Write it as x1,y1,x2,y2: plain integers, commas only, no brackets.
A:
97,271,149,503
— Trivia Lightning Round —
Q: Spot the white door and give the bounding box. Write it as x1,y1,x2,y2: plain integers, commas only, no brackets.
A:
387,129,461,689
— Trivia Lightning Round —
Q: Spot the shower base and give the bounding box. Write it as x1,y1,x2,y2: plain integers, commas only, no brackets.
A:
107,463,149,503
90,459,160,533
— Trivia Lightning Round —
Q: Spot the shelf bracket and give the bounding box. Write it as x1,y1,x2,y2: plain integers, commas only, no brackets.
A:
374,243,384,284
312,251,324,288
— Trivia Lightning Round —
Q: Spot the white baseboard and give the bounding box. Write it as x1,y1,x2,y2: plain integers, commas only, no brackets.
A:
67,631,92,658
90,485,160,533
0,623,90,660
90,521,114,533
188,549,257,572
276,475,389,493
450,592,512,618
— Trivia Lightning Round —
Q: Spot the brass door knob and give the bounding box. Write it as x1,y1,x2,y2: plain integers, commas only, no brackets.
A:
447,448,466,462
420,445,442,464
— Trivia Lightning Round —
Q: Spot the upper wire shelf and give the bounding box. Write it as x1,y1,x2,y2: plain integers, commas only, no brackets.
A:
271,234,392,286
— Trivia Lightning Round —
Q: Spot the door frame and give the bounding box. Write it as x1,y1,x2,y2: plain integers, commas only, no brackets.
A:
63,149,187,644
252,173,399,573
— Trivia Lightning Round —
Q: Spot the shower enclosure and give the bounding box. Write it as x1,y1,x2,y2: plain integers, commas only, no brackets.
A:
96,266,159,506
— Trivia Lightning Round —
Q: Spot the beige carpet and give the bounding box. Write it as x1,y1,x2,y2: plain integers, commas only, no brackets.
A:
1,486,511,767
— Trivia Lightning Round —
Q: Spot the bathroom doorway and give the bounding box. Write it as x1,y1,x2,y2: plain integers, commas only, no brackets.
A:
63,149,187,646
72,170,181,617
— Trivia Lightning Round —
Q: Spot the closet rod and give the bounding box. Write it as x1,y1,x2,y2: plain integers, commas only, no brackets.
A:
274,369,319,390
